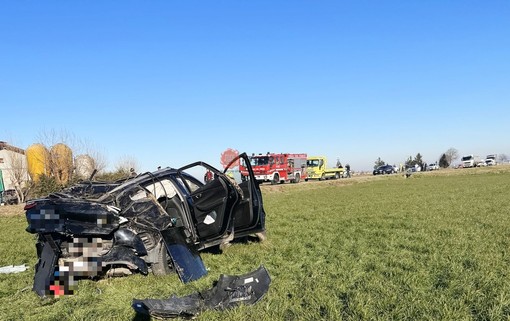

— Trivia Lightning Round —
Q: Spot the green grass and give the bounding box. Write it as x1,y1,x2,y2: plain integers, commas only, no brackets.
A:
1,167,510,320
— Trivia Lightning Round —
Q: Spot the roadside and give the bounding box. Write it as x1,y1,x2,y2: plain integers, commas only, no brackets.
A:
0,204,24,217
261,163,510,192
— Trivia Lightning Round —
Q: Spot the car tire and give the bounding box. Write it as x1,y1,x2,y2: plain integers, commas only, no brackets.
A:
152,242,174,275
271,174,279,185
335,172,340,179
293,173,300,183
319,173,325,181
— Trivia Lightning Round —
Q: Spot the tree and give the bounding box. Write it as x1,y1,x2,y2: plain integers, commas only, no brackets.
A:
115,155,139,174
75,138,108,174
31,174,61,198
36,129,76,185
404,153,426,169
444,148,458,167
36,129,108,181
414,153,424,168
439,153,449,168
498,154,508,163
374,157,385,169
405,156,413,168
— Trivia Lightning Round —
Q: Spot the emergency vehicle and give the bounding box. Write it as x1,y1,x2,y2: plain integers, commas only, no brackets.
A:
240,153,308,184
306,156,345,180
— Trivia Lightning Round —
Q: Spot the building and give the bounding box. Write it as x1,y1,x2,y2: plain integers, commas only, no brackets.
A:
0,141,28,192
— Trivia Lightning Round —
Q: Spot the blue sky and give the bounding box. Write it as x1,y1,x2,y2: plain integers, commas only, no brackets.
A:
1,1,509,171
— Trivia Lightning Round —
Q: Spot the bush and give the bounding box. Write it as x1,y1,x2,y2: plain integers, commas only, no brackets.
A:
31,175,63,198
95,169,132,182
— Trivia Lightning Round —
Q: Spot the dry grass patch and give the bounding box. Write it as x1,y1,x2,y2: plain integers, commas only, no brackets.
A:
0,204,24,217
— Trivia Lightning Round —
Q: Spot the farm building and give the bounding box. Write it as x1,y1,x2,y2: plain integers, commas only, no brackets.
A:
0,141,29,192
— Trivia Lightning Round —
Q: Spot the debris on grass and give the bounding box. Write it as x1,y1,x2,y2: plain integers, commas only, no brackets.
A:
0,264,28,274
132,265,271,318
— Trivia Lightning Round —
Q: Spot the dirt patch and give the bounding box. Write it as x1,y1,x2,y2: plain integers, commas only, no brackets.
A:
0,204,25,217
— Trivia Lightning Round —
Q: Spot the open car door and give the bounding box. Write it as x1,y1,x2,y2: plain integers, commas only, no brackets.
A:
177,153,265,245
177,162,231,242
224,153,265,236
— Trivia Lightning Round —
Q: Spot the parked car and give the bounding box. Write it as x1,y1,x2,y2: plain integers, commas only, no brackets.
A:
428,163,439,171
373,164,396,175
1,189,18,205
405,164,422,173
476,160,487,167
24,153,266,297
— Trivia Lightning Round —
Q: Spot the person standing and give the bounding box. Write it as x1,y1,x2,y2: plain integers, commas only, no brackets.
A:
204,170,213,183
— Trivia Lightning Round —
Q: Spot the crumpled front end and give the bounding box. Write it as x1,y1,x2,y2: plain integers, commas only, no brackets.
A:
25,198,152,297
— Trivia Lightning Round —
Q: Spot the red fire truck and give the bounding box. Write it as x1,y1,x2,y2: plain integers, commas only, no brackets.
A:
240,153,308,184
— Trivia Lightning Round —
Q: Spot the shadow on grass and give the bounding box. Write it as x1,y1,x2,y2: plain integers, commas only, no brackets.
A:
132,313,150,321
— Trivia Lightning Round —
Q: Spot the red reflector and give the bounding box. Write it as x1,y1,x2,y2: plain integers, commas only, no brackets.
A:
24,202,36,210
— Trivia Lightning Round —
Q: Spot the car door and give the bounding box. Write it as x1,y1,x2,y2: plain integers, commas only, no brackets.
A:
225,153,265,235
177,153,265,243
177,161,234,242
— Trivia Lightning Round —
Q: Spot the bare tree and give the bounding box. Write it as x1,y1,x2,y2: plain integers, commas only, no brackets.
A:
444,148,459,167
36,128,76,149
88,148,107,173
35,129,77,185
115,155,139,174
498,154,508,163
73,138,108,175
35,129,111,182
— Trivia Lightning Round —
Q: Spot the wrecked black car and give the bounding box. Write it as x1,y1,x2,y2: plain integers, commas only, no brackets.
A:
25,153,266,297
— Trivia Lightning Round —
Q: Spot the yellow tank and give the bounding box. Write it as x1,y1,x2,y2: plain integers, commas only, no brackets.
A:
50,143,73,185
26,144,50,182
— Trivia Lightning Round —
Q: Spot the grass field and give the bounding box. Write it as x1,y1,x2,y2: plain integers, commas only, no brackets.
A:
1,166,510,320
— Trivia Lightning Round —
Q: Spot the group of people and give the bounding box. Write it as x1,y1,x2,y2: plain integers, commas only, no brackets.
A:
336,160,352,178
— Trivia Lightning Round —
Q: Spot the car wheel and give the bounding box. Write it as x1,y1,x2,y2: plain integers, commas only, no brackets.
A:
335,172,340,179
293,173,300,183
271,174,280,185
152,242,174,275
319,173,325,181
